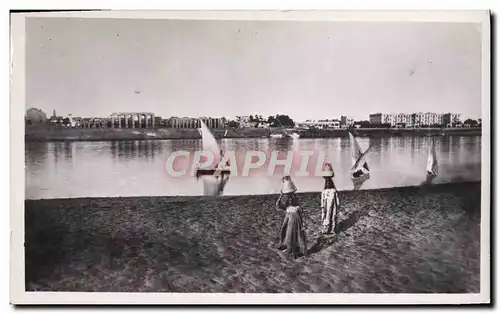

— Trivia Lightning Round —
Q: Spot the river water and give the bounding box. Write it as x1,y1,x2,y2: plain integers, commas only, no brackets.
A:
25,135,482,199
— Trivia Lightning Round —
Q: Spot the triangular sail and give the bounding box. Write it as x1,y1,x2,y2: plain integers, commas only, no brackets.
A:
348,131,371,190
198,119,221,167
349,132,370,172
349,132,362,164
197,119,230,196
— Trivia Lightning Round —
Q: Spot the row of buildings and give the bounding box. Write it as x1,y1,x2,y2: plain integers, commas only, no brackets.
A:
295,116,355,129
41,110,227,129
168,116,226,129
83,115,226,129
27,108,469,130
369,112,462,128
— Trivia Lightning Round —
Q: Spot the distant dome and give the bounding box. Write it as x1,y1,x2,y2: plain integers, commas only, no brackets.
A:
26,108,48,123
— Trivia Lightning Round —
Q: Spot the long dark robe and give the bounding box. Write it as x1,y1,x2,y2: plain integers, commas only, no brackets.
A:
278,206,308,258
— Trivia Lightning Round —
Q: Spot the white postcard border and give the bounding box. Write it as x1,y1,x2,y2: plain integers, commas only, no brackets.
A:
9,9,491,305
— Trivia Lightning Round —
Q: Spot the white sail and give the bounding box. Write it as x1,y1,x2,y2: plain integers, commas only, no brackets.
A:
349,132,361,164
198,119,221,167
348,131,371,190
426,138,438,176
197,119,230,196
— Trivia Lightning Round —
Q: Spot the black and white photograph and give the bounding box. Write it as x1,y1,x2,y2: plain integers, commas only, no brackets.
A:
10,10,490,305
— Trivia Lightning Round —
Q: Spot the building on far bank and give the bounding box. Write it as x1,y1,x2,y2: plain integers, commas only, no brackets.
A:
49,109,64,124
169,116,225,128
412,112,443,127
442,113,462,127
340,116,354,128
369,113,395,126
68,115,82,127
81,117,107,128
109,112,156,128
394,113,414,127
237,116,257,128
154,116,163,127
296,119,340,129
200,116,226,128
371,112,451,128
411,113,424,127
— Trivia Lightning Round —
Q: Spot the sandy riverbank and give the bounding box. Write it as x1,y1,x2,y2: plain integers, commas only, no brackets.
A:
25,182,481,293
25,124,481,142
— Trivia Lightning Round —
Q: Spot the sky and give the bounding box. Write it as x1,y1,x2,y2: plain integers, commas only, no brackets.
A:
25,18,483,121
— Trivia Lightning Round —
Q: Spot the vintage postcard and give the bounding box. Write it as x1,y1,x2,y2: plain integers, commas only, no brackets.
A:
10,10,490,305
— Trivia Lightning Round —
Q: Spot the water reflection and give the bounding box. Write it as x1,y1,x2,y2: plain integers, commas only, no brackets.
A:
25,135,482,199
51,142,73,164
25,142,49,167
110,140,165,161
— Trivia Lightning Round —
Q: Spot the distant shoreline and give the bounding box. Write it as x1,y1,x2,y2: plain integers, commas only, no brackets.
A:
25,125,482,142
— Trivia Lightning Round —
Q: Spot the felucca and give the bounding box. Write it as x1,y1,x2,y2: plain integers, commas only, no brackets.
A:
349,131,372,190
195,119,231,196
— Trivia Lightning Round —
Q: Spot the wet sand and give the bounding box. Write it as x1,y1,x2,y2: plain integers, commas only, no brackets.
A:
25,182,481,293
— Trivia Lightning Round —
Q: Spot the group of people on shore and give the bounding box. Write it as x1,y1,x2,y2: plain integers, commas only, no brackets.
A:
275,163,340,259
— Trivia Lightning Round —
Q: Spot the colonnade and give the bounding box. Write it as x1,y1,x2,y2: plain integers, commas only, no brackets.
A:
170,117,224,128
109,112,155,128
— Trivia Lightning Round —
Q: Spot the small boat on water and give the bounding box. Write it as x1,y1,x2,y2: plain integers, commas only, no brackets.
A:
270,133,285,139
270,129,299,139
196,119,230,196
349,131,372,190
289,132,300,139
272,115,300,139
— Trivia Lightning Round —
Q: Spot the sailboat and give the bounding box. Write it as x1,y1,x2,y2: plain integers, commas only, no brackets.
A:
270,133,285,139
195,119,231,196
426,137,438,182
272,116,299,139
349,131,372,190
